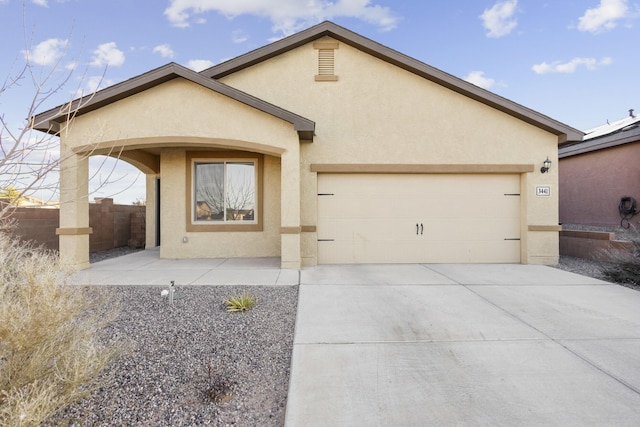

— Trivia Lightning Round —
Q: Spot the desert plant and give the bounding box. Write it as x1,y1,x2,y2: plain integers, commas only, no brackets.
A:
0,227,119,426
599,236,640,285
225,290,256,312
203,363,233,403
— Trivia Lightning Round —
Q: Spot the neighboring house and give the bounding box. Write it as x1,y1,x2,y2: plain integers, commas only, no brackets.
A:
33,21,582,270
0,194,59,208
559,111,640,229
19,195,60,208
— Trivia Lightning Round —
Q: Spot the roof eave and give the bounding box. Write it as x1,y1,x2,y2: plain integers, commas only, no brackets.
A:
559,126,640,158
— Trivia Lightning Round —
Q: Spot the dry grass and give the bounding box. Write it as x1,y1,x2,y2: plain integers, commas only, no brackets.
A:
0,226,119,426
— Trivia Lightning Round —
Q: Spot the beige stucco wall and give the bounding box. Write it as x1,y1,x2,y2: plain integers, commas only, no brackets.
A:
219,37,560,265
62,79,299,156
58,78,301,264
158,150,282,259
57,37,563,267
57,146,91,269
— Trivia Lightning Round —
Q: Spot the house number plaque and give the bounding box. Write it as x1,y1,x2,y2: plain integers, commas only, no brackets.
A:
536,186,551,196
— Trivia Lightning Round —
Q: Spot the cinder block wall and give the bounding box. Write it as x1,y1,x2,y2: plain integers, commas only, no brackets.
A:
9,198,145,252
559,230,633,261
7,207,59,250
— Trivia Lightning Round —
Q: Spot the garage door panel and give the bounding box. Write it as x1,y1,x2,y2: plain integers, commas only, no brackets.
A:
426,222,521,238
319,218,427,241
319,195,417,219
319,240,521,264
317,174,522,264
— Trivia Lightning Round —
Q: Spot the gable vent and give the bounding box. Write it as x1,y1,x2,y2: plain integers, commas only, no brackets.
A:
313,41,339,82
318,49,335,75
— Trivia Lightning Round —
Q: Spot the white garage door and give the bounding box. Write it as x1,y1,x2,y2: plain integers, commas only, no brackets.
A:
317,174,521,264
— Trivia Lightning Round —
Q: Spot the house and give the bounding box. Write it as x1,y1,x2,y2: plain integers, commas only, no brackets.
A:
559,110,640,229
558,111,640,260
33,21,582,270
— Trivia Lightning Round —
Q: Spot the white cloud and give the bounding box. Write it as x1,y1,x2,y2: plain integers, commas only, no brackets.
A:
31,0,48,6
578,0,629,33
153,44,175,59
232,29,248,44
464,71,497,89
532,57,613,74
90,42,125,67
186,59,215,71
164,0,398,36
480,0,518,38
23,38,68,66
85,75,114,93
71,75,115,98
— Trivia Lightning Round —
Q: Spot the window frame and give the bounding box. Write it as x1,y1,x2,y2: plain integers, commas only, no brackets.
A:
186,151,263,232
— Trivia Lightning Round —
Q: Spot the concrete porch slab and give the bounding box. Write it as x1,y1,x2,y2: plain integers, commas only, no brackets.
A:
71,250,298,286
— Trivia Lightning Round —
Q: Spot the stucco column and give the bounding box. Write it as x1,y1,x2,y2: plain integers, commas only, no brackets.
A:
145,174,158,248
280,147,301,270
56,145,91,270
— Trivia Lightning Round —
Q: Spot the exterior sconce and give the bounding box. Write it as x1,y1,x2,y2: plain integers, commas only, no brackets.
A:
540,157,551,174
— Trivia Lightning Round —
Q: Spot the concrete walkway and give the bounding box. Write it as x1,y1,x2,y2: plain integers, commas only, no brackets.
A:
72,249,298,286
285,264,640,426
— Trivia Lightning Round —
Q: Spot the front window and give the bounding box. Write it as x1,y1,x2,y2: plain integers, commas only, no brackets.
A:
194,160,256,223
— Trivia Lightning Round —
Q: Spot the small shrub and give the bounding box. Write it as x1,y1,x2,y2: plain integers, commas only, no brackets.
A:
0,226,119,426
225,290,256,312
600,236,640,286
203,363,233,403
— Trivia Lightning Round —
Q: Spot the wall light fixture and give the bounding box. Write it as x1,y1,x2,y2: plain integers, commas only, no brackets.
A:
540,157,551,174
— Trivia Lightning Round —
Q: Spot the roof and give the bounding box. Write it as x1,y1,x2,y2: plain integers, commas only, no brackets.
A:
32,62,316,142
33,21,582,145
559,113,640,158
584,113,640,140
202,21,583,144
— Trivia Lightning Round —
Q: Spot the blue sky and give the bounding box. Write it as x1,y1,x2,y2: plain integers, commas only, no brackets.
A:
1,0,639,203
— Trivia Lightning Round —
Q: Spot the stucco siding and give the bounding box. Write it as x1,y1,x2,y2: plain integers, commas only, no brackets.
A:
219,38,555,163
220,37,560,265
160,150,282,259
62,78,299,156
560,143,640,228
50,29,567,268
56,78,298,262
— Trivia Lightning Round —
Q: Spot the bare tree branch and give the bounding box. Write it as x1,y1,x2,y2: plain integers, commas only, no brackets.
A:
1,21,130,219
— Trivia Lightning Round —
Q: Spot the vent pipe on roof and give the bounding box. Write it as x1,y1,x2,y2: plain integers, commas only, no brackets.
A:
630,109,635,118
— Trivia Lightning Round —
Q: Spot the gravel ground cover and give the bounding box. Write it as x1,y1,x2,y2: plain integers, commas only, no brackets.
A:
46,284,298,427
555,256,640,291
554,255,610,282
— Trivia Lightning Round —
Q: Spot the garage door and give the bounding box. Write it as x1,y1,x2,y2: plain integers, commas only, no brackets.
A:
317,174,521,264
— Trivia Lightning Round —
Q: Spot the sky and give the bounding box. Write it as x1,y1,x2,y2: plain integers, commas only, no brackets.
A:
1,0,639,204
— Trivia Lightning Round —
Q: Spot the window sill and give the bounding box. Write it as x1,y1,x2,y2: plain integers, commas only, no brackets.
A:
186,223,263,232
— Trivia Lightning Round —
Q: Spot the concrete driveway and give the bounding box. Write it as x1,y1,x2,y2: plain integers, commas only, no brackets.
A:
285,264,640,426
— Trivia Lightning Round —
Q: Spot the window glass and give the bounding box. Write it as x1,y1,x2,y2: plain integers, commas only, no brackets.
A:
194,161,256,223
